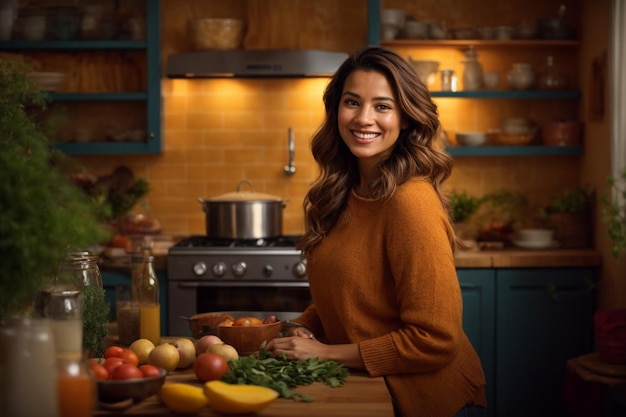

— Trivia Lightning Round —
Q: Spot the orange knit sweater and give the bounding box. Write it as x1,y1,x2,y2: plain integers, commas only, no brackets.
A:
296,178,487,417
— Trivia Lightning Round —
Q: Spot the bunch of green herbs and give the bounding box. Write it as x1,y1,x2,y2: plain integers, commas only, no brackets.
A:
449,189,484,223
222,349,350,401
0,58,108,321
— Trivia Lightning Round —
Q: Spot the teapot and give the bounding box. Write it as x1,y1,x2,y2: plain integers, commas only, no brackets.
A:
507,63,535,90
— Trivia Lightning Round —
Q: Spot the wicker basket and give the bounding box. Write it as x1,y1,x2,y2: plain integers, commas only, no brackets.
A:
187,18,245,50
497,132,535,145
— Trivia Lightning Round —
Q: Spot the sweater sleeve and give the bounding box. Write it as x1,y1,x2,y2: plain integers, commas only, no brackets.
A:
360,179,463,377
293,304,326,340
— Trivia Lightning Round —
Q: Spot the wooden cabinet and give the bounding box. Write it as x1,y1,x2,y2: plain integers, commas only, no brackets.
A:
0,0,161,155
366,0,582,158
495,268,594,417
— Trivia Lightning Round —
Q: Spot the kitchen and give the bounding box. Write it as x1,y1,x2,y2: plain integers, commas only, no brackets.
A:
1,0,624,416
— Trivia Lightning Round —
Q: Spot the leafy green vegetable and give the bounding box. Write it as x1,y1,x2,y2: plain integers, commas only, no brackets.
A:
82,285,110,357
222,349,350,401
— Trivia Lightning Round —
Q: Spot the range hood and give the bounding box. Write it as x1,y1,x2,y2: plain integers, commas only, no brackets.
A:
166,49,349,78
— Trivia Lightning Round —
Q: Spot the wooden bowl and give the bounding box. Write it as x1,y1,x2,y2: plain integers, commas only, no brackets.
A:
187,312,235,339
218,321,283,356
97,368,166,404
497,132,535,146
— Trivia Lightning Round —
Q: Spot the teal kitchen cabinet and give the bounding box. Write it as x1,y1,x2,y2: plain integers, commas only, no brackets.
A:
458,269,496,417
101,269,169,337
495,268,595,417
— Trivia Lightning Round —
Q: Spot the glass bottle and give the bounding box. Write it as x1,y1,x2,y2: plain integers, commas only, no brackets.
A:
57,252,110,358
133,254,160,345
539,55,568,90
440,69,457,92
0,317,59,417
44,288,96,417
461,46,484,91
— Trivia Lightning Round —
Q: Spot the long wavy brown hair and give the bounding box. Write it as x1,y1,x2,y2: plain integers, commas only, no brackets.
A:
297,46,454,257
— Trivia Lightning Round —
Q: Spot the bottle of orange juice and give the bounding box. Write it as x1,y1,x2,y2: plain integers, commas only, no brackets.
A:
134,254,160,345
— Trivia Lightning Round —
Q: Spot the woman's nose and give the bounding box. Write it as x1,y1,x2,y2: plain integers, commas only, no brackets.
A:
354,106,374,124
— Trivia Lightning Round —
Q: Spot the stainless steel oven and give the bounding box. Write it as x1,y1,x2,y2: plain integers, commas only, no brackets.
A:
167,236,310,337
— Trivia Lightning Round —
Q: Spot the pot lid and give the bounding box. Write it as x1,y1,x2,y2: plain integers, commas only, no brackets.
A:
204,180,283,202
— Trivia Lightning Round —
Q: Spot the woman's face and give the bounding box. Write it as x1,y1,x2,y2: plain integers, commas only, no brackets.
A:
338,69,406,165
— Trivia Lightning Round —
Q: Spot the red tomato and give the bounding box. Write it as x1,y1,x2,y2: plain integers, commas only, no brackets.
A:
138,364,162,378
193,353,228,382
103,357,126,378
111,363,143,380
88,362,109,381
104,346,124,359
119,348,139,367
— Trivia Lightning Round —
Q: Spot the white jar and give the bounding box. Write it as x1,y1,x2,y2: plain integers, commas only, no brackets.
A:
507,63,535,90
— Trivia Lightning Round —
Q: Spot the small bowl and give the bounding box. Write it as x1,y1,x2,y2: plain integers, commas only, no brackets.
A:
97,368,166,404
497,132,535,146
218,321,283,356
456,131,486,146
518,228,554,243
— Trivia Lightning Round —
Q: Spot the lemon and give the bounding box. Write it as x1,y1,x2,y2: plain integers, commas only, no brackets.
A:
203,380,278,415
160,383,209,415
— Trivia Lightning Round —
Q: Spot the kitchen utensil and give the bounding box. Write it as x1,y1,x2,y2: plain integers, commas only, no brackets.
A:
97,367,166,404
187,18,244,50
198,180,285,240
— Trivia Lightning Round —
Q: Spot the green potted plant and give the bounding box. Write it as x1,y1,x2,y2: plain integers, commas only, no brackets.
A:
542,185,595,248
0,58,108,321
448,189,484,242
601,167,626,258
475,188,528,244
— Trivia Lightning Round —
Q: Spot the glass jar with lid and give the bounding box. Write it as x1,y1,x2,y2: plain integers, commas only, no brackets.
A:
539,55,568,90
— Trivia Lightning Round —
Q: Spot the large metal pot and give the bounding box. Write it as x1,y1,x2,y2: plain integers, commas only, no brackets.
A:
198,180,284,239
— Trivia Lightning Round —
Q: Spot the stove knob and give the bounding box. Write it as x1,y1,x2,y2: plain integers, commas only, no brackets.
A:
193,262,208,276
293,260,307,278
211,262,227,277
231,261,247,277
262,265,273,278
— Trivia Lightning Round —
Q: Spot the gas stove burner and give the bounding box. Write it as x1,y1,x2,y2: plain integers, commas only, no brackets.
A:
173,235,302,249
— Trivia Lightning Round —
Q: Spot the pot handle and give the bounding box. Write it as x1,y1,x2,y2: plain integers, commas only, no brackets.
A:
237,180,254,193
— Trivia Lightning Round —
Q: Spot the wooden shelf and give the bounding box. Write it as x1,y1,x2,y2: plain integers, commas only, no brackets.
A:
381,39,580,48
446,145,583,157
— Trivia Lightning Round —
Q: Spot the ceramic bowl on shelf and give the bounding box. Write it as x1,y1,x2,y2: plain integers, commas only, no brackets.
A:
381,23,400,41
456,131,487,146
513,228,556,249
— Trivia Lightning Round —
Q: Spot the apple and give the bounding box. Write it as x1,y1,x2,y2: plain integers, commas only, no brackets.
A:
195,335,223,356
128,338,155,365
207,343,239,361
148,343,180,372
171,337,196,369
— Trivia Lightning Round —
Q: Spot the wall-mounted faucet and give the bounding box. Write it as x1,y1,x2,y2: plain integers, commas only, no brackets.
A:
284,127,296,176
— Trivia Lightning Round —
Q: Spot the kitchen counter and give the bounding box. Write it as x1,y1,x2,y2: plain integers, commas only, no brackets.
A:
454,248,601,268
94,369,394,416
100,246,602,272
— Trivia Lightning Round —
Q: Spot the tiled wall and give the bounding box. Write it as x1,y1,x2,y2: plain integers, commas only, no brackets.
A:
73,0,584,237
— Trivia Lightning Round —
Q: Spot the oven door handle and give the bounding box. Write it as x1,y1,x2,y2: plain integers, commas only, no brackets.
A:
175,281,309,288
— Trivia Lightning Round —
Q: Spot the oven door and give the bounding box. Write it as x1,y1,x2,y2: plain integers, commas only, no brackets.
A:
168,281,312,337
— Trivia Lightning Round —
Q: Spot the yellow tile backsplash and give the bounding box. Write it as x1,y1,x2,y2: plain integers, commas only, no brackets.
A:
73,77,581,238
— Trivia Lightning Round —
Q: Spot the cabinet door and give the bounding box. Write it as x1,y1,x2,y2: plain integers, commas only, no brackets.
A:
495,268,594,417
458,269,496,417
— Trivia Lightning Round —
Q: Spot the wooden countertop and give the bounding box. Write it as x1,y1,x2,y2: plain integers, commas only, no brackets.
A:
99,236,602,271
454,248,602,268
94,369,394,417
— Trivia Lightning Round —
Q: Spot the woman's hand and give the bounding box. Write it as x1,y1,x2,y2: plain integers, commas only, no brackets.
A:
265,335,327,361
288,326,316,339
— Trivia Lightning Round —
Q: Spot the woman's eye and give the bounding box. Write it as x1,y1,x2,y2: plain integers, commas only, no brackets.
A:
376,103,392,111
344,99,359,107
